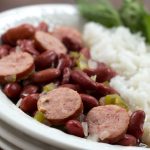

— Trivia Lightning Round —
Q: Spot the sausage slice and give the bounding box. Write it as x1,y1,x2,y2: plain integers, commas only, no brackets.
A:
1,24,35,46
38,87,83,125
87,105,130,143
34,31,67,54
51,26,84,51
0,52,34,83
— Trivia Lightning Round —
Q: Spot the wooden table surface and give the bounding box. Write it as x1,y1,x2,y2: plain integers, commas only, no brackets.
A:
0,0,150,12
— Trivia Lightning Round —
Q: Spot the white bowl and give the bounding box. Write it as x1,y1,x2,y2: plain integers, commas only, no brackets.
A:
0,4,147,150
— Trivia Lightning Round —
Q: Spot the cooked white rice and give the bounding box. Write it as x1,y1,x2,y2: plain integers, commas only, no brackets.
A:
83,22,150,146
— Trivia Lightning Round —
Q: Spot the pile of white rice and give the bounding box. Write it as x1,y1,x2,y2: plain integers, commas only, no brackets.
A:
83,22,150,146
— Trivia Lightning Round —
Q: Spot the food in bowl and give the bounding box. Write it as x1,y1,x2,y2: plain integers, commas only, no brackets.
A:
0,21,147,147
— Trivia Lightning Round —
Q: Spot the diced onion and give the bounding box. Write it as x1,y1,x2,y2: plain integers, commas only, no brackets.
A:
16,98,22,107
91,75,97,81
82,122,88,137
78,114,85,122
76,54,88,70
21,93,28,97
99,97,105,106
128,110,133,116
139,143,148,148
87,134,99,142
15,46,21,52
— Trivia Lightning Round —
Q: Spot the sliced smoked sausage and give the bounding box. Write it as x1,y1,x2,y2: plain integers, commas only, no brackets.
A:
38,87,83,125
87,105,130,143
1,24,35,46
34,31,67,54
51,26,84,51
0,52,34,84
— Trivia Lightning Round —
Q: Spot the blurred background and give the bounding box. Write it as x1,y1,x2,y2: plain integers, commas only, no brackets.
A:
0,0,149,12
0,0,73,11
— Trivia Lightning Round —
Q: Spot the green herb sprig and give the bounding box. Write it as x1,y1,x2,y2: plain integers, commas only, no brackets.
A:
77,0,150,43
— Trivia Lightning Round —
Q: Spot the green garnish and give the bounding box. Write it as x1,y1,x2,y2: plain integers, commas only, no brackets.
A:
34,111,45,123
43,83,56,93
77,0,122,27
69,51,80,59
76,54,88,70
5,74,16,82
120,0,144,32
104,94,129,110
142,12,150,43
120,0,150,43
77,0,150,43
70,51,88,70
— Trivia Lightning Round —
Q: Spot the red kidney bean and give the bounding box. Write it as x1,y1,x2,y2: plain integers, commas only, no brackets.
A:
127,110,145,139
52,26,83,51
84,63,116,83
35,50,57,70
3,82,22,99
63,37,83,52
17,40,39,57
80,94,98,112
0,45,11,58
65,120,84,137
31,68,60,84
20,85,39,98
61,67,71,84
96,83,118,97
57,54,72,71
36,21,49,32
96,63,116,83
116,134,137,146
83,68,96,77
2,24,35,46
80,48,91,59
60,84,80,92
20,94,39,114
71,70,97,90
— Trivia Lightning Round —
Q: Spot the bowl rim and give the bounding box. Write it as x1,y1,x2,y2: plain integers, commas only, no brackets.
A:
0,4,147,150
